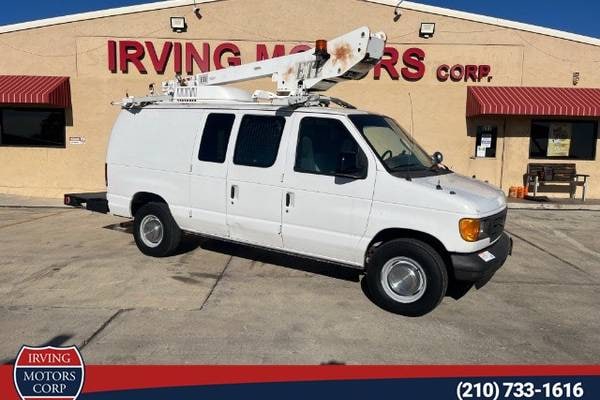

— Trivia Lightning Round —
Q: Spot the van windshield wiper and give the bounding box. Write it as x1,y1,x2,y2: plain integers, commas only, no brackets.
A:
429,164,451,173
390,163,421,172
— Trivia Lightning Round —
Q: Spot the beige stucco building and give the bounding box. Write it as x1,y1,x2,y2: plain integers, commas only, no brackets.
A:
0,0,599,198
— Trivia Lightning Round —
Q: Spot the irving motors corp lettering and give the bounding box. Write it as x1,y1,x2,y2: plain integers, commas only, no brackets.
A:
107,40,493,83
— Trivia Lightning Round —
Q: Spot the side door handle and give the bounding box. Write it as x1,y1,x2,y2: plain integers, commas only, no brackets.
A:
230,185,238,203
285,192,294,208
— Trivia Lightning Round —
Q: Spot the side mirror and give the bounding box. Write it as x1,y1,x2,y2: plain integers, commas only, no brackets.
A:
336,152,366,179
432,151,444,164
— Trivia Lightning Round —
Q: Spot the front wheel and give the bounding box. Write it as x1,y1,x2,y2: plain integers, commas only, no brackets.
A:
133,202,182,257
367,238,448,317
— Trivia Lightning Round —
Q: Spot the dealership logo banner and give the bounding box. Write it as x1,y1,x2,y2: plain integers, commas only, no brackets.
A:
3,364,600,400
13,346,85,400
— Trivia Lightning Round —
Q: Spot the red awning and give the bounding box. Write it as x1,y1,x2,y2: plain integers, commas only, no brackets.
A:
466,86,600,117
0,75,71,108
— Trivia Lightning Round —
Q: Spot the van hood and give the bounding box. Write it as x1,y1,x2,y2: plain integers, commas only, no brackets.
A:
412,172,506,215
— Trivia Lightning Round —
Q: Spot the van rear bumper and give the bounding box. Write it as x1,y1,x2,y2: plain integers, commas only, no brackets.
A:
450,233,512,283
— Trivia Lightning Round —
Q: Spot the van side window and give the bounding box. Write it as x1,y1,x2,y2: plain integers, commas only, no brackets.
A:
295,117,365,176
198,113,235,163
233,115,286,168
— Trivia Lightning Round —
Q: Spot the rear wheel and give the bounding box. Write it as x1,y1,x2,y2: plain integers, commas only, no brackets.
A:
133,202,182,257
367,238,448,317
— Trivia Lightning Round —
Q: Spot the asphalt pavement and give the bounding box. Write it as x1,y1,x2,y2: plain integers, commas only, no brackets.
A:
0,207,598,364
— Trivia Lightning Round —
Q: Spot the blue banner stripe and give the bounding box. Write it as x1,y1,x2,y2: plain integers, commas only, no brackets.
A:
80,376,599,400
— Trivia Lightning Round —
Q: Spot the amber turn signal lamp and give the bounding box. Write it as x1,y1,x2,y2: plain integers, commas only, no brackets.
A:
315,39,328,53
459,218,481,242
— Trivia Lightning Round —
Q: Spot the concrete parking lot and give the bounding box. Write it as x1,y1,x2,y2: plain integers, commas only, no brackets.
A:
0,207,598,364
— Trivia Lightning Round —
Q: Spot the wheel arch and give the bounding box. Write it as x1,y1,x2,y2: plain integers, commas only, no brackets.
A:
130,192,168,216
365,228,452,274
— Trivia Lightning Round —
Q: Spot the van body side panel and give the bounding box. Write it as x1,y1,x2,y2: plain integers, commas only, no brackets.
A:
225,112,290,248
281,114,376,266
358,171,499,256
106,108,199,227
106,192,131,218
188,112,239,237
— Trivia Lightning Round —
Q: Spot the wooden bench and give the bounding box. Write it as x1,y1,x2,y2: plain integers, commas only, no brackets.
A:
525,163,589,201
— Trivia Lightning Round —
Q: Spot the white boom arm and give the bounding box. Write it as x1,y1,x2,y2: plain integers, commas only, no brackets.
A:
117,27,386,108
164,26,386,97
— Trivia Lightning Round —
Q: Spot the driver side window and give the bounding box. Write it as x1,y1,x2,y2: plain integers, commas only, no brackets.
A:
294,117,365,176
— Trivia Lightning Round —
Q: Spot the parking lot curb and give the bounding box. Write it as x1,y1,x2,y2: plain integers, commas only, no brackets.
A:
508,202,600,211
0,194,68,209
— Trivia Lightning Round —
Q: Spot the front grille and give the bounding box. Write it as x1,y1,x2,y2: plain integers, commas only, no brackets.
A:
482,209,507,242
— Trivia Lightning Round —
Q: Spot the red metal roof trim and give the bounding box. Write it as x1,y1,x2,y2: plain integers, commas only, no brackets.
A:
0,75,71,108
466,86,600,117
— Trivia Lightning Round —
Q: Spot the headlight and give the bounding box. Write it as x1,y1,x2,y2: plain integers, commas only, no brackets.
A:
459,218,482,242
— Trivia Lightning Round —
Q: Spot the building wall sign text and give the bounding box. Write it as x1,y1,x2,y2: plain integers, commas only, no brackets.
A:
107,40,493,83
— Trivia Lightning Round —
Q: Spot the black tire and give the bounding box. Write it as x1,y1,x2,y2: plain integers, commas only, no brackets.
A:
366,238,448,317
133,202,182,257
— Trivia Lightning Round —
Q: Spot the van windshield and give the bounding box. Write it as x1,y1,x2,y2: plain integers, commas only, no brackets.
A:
349,114,435,173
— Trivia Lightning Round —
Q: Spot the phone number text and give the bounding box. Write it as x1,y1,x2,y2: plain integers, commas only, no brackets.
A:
456,381,585,400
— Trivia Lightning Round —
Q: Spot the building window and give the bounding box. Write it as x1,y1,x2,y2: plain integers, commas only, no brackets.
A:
530,120,597,160
0,108,66,147
475,125,497,158
198,113,235,163
233,115,286,168
295,117,365,176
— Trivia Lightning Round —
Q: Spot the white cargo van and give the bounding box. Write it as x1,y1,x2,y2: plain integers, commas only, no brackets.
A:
65,27,511,316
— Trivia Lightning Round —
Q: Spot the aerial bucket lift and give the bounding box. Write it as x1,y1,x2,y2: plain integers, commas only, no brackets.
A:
117,26,387,108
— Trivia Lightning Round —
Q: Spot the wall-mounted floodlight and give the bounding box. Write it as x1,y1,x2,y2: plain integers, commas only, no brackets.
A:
393,0,404,22
419,22,436,38
170,16,187,33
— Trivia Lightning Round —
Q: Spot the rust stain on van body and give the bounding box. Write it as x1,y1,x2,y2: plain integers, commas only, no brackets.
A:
331,42,353,68
283,65,295,80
